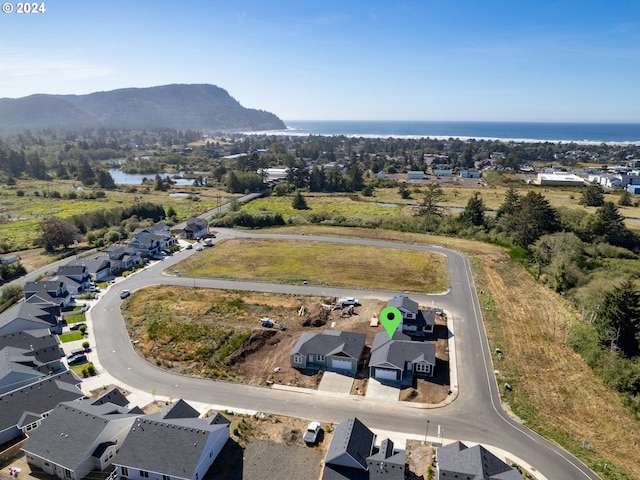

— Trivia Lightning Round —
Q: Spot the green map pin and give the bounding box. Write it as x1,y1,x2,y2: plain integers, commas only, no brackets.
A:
380,306,402,339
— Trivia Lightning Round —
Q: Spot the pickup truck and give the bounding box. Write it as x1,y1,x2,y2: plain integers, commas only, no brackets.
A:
303,421,321,445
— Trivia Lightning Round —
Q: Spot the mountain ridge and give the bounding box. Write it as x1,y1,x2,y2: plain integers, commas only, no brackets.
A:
0,84,286,132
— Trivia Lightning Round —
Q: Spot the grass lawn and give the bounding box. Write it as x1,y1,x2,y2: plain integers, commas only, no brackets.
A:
64,313,86,324
58,332,83,343
173,238,449,293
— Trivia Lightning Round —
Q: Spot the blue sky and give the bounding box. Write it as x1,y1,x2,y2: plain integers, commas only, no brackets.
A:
1,0,639,122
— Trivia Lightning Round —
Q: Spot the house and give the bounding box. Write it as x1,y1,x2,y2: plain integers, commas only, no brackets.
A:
180,217,209,240
23,281,74,309
290,330,366,375
406,171,424,180
113,399,230,480
128,235,163,259
132,223,178,250
66,257,112,282
0,329,66,374
386,296,435,335
460,169,481,178
0,370,84,445
369,331,435,383
106,244,142,271
50,265,92,295
22,394,142,480
0,302,64,335
323,417,406,480
436,441,523,480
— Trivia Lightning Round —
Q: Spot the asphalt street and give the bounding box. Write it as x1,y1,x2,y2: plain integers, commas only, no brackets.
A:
85,229,599,480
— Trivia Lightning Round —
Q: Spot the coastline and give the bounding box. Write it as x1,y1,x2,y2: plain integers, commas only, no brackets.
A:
242,120,640,145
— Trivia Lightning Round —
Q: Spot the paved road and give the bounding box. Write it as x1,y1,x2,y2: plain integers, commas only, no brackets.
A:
90,229,597,479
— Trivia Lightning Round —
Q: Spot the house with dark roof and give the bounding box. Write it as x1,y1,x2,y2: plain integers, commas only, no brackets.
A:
369,331,435,384
290,330,366,375
436,441,523,480
323,417,405,480
22,395,142,480
0,329,65,375
180,218,209,240
386,296,435,336
113,399,230,480
0,370,83,445
23,281,74,309
106,244,142,272
133,223,177,248
0,302,64,336
66,256,112,282
51,265,92,295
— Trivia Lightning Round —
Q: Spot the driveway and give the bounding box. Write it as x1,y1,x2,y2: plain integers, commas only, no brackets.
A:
365,378,400,402
317,371,354,395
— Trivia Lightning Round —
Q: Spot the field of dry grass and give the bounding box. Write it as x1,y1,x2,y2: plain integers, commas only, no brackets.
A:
175,237,449,293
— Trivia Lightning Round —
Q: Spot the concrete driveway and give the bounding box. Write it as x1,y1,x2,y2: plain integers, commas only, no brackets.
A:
318,371,354,395
365,378,400,402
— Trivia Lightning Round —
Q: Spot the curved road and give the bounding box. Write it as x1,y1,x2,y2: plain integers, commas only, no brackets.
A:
91,229,598,480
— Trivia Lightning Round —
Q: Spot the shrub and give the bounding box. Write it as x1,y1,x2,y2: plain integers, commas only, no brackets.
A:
82,341,90,350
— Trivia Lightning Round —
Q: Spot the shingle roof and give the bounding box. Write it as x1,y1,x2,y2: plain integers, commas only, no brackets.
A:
325,417,374,470
387,296,418,314
114,401,229,479
90,387,129,407
437,441,524,480
291,330,366,360
23,399,140,471
369,331,435,370
0,371,83,433
0,330,63,365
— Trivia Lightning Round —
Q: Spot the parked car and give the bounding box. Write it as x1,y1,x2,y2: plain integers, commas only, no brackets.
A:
69,348,86,356
303,421,321,445
185,244,193,250
120,290,130,299
87,285,100,292
195,245,204,251
337,297,359,307
69,323,86,331
67,353,87,365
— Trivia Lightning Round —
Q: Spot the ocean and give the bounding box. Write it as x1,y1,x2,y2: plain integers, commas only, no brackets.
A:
271,120,640,144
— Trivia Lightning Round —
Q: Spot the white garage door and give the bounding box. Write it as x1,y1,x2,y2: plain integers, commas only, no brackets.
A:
330,358,353,371
374,368,398,381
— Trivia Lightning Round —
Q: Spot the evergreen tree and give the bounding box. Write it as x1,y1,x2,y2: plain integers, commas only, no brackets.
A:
291,191,309,210
459,192,486,227
580,181,605,206
510,191,560,248
589,201,636,249
594,279,640,357
415,183,445,230
618,189,633,207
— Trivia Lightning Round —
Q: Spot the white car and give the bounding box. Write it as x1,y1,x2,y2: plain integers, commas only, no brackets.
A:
337,297,359,307
303,421,321,445
195,245,204,251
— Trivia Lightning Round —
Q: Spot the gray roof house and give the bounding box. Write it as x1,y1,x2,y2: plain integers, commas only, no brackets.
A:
22,395,142,480
0,302,63,336
0,329,65,375
290,330,366,375
66,257,112,282
436,441,524,480
50,265,92,295
386,296,435,335
106,245,142,271
369,331,436,384
23,281,74,309
113,399,230,480
323,417,406,480
133,223,177,249
0,370,84,445
180,217,209,240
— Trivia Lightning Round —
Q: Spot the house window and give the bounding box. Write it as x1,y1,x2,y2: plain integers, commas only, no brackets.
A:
163,476,170,480
64,469,71,478
316,354,325,363
415,363,431,374
293,354,304,364
140,470,149,478
121,467,129,476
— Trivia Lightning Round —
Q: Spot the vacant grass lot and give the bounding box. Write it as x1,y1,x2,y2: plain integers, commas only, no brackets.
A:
244,225,640,480
175,238,449,293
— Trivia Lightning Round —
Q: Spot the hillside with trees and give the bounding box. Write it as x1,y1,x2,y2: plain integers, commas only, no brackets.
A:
0,84,286,132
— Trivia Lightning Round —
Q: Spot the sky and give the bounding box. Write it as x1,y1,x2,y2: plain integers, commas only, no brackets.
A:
1,0,639,122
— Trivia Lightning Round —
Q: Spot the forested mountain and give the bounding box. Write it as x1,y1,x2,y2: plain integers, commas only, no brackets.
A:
0,84,286,132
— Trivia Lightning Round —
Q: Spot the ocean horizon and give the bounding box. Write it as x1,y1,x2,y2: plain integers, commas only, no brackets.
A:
259,120,640,144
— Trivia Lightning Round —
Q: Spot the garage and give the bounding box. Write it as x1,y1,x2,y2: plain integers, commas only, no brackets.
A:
373,368,399,381
330,358,353,371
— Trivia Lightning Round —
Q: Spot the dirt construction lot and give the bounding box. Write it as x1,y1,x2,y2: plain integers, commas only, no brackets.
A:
124,286,450,403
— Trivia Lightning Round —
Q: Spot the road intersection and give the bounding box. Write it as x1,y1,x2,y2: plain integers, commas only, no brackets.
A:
86,229,598,479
